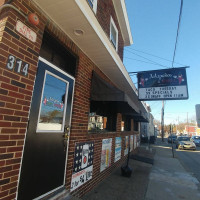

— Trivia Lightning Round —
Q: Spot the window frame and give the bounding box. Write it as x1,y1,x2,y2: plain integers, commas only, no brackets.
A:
121,115,131,132
88,111,117,133
88,0,98,14
36,70,69,133
134,121,139,131
110,16,118,51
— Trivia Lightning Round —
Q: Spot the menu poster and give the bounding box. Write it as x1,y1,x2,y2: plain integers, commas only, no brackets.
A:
130,135,134,152
100,138,112,172
71,141,94,191
124,136,129,156
114,137,122,162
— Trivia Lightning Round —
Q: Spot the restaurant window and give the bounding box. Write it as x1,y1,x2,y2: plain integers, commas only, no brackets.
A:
88,101,117,133
88,112,116,132
121,115,131,131
88,0,98,13
134,121,139,131
110,16,118,51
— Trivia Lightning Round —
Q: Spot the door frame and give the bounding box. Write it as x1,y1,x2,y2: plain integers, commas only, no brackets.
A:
16,57,75,200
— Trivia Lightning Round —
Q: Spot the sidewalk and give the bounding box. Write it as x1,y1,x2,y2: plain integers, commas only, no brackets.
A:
146,140,200,200
68,139,200,200
82,148,153,200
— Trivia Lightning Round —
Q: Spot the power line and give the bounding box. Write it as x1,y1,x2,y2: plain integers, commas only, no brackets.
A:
125,49,170,69
125,47,186,67
160,0,184,141
172,0,183,67
124,57,170,68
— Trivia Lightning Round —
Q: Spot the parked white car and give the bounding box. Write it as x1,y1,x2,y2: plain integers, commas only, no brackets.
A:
176,136,196,151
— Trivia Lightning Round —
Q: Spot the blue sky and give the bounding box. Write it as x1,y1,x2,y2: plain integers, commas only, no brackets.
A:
124,0,200,124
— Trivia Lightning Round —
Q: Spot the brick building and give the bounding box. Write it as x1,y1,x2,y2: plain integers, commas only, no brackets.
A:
0,0,148,199
184,125,196,137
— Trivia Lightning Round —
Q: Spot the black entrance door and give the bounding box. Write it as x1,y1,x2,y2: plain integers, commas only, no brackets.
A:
17,58,75,200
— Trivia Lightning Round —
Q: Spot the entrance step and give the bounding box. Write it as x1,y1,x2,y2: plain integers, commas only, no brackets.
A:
41,188,70,200
41,188,82,200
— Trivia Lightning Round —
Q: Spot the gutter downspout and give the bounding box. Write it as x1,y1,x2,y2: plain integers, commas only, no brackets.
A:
0,3,27,20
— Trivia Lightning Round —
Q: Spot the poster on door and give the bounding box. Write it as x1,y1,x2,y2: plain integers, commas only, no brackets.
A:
114,137,122,162
124,136,129,156
130,135,134,152
100,138,112,172
71,141,94,192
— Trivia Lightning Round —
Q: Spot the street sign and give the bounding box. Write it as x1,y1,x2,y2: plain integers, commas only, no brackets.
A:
138,68,189,101
196,104,200,128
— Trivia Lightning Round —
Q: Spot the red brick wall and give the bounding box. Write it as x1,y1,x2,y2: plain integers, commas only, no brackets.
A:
0,1,46,199
96,0,124,61
65,55,138,197
0,1,137,199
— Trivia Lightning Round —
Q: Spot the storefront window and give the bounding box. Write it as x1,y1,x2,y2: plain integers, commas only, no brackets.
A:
88,112,116,132
121,115,131,131
37,72,68,132
134,121,139,131
121,121,124,131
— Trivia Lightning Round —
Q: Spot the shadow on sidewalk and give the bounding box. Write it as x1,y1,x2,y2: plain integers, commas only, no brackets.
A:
81,146,155,200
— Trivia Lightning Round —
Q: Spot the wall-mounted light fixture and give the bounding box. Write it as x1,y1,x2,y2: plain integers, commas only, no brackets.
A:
74,29,84,36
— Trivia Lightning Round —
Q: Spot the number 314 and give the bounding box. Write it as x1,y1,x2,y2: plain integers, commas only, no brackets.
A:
6,55,29,76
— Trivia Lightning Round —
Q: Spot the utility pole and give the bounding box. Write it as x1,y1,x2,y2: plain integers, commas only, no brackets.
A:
170,124,175,158
177,116,179,134
187,112,189,136
161,100,165,142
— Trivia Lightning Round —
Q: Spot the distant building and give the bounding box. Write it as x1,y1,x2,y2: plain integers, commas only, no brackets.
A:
140,104,155,143
184,125,196,136
196,127,200,136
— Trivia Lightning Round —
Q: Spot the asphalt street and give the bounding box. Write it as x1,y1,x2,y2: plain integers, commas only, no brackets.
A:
175,146,200,183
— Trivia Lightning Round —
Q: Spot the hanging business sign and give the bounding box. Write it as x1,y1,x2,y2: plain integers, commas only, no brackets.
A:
138,68,188,101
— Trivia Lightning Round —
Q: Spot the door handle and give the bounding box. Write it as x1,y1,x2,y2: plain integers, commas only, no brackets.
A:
63,125,70,151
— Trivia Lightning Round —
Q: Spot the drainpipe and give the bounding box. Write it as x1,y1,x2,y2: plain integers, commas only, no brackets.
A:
0,3,27,20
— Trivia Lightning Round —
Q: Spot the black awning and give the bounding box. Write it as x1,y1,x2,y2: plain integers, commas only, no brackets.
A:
91,71,125,102
132,114,149,123
90,71,148,121
90,72,138,115
90,101,138,116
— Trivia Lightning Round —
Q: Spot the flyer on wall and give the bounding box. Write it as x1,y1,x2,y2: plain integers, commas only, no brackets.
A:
114,137,122,162
71,141,94,192
134,135,137,149
130,135,134,152
100,138,112,172
124,136,129,156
